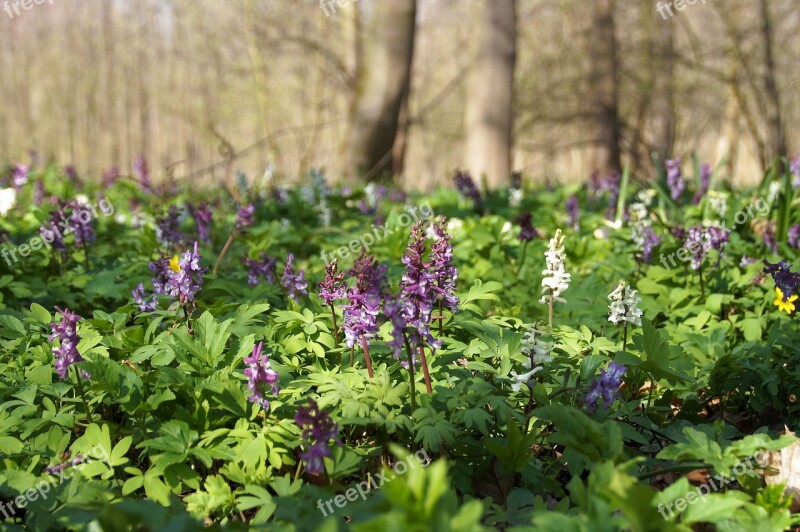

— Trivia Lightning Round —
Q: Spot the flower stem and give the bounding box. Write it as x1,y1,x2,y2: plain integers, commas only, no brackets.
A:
548,289,554,329
699,262,705,298
360,336,374,379
418,345,432,393
438,301,444,336
622,324,628,352
514,240,529,279
329,303,341,365
212,229,238,275
403,335,417,411
74,366,92,425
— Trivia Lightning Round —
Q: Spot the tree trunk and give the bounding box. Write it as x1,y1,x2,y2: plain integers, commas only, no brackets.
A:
588,0,621,174
344,0,416,182
464,0,516,190
652,15,674,161
759,0,786,169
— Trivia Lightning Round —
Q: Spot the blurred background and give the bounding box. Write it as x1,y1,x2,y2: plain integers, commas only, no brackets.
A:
0,0,798,189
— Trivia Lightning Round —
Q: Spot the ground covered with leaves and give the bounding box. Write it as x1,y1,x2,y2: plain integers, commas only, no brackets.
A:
0,159,800,531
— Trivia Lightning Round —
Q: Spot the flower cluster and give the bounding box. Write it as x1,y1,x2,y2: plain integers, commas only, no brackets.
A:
585,362,627,413
607,281,643,326
708,191,728,217
295,399,342,476
243,253,277,286
665,158,685,201
791,156,800,189
155,206,186,248
788,225,800,249
453,170,481,204
430,220,459,312
637,226,661,264
134,154,150,191
49,307,85,380
235,204,255,230
589,170,621,219
39,199,96,253
142,242,207,307
342,252,386,348
243,342,280,410
44,453,86,476
132,282,157,312
517,213,539,242
511,323,554,392
692,163,711,204
684,224,729,270
190,202,213,243
565,194,580,230
540,229,571,304
318,259,346,305
281,253,308,301
763,260,800,302
11,164,28,189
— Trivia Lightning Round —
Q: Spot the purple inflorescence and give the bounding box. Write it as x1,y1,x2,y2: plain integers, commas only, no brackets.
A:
789,225,800,249
33,181,45,206
791,156,800,189
566,194,580,229
148,256,173,295
294,398,342,476
430,220,459,312
318,258,346,305
692,163,712,204
190,202,213,243
638,226,661,264
235,204,255,230
11,164,28,189
132,282,157,312
517,213,539,242
453,170,482,203
342,252,386,348
243,341,279,410
585,362,627,413
589,171,621,219
102,166,119,188
683,225,729,270
763,260,800,301
398,222,440,352
45,453,86,476
665,158,685,201
243,253,277,286
155,206,186,248
134,155,150,191
169,242,207,304
49,307,85,380
39,199,96,253
281,253,308,301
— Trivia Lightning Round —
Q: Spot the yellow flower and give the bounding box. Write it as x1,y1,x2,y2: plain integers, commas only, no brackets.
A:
773,287,798,314
169,255,181,273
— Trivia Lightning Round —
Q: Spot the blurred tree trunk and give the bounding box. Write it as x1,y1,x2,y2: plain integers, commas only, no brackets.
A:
464,0,516,189
652,16,674,161
588,0,621,174
344,0,416,182
759,0,786,169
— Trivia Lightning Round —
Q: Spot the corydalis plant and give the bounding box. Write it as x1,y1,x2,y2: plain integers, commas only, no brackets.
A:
540,229,571,327
190,202,213,243
155,205,186,248
608,281,642,350
243,341,279,410
294,398,342,476
665,158,685,201
50,307,91,423
429,219,459,330
243,253,277,286
511,323,554,392
585,362,627,414
318,258,346,349
343,252,386,377
763,260,800,302
281,253,308,301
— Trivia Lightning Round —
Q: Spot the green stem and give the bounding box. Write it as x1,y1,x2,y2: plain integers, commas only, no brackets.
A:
622,324,628,352
329,303,341,366
74,365,92,425
548,289,554,329
403,335,417,411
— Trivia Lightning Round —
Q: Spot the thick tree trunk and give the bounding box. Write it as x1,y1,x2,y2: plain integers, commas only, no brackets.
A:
344,0,416,182
759,0,786,169
588,0,621,174
464,0,516,189
652,16,675,161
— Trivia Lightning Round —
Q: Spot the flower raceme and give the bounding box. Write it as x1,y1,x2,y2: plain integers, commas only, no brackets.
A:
607,281,643,327
243,341,280,410
295,399,342,476
585,362,627,413
318,258,346,306
137,241,207,309
665,158,685,201
243,253,277,286
281,253,308,301
49,307,86,380
342,252,386,348
763,260,800,302
510,323,554,392
540,229,571,305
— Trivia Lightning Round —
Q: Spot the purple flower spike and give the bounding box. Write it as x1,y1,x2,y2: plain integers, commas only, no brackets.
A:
243,253,277,286
789,225,800,249
243,341,279,410
134,155,150,191
281,253,308,301
11,164,28,189
763,260,800,301
665,159,685,201
453,170,482,203
584,361,627,413
638,226,661,264
295,398,342,476
566,194,580,230
235,204,255,230
342,252,386,348
398,222,440,351
318,259,346,305
692,163,711,204
132,282,157,312
430,220,459,312
168,242,207,304
155,206,186,248
191,202,213,243
517,213,539,242
49,307,85,380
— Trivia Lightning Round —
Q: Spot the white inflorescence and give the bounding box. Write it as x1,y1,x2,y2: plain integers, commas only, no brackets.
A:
708,191,729,218
608,280,643,326
540,229,571,304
